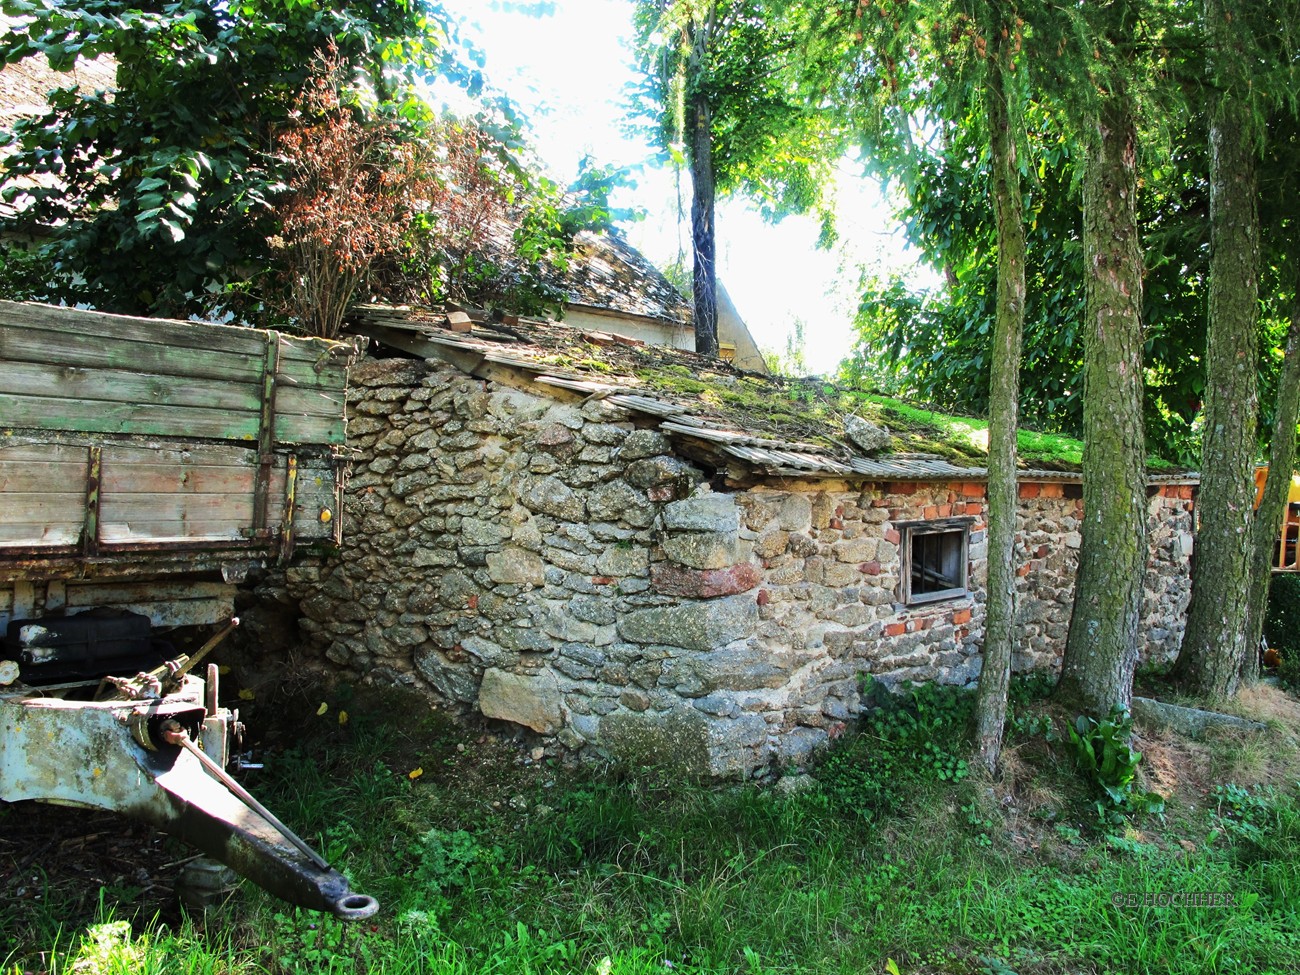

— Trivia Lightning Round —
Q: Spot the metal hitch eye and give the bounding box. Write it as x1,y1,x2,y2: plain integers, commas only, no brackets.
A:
334,893,379,921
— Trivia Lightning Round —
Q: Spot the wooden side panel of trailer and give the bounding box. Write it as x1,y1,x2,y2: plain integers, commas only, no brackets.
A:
0,301,351,567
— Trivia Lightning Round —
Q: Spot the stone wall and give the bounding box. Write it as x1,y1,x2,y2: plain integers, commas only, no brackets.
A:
282,356,1194,779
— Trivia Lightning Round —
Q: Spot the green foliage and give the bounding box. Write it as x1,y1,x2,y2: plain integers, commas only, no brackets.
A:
815,681,972,818
1067,709,1164,820
0,244,54,302
0,0,455,320
630,0,835,223
1265,573,1300,689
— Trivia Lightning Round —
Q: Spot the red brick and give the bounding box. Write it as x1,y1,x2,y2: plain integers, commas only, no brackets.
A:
1035,544,1050,558
884,622,906,637
923,505,940,519
829,518,844,530
952,608,972,625
938,503,953,517
961,482,986,498
1040,482,1064,499
964,502,983,515
1016,563,1031,577
1019,482,1040,499
652,562,762,598
884,528,901,545
861,560,882,575
890,482,918,495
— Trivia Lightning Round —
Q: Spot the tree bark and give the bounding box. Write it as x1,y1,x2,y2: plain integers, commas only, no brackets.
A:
687,11,718,357
1057,84,1147,719
1172,0,1260,703
1243,293,1300,670
974,29,1025,775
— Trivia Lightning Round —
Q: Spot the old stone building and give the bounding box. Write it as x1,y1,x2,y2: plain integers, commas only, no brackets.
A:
281,307,1196,779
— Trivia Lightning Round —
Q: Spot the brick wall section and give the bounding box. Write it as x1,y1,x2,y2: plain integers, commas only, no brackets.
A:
282,358,1195,779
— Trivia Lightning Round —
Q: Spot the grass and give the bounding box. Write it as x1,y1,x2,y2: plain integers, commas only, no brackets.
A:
3,679,1299,975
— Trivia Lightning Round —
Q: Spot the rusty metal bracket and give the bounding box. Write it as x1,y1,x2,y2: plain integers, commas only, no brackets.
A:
251,332,282,535
279,455,298,565
81,445,102,557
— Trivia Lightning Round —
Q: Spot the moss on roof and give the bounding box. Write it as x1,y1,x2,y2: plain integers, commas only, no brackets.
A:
353,306,1182,473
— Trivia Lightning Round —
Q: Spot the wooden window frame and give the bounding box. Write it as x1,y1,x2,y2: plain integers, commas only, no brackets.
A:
900,517,972,606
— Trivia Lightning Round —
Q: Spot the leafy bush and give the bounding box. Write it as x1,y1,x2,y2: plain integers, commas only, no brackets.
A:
814,680,973,818
1067,709,1163,820
1266,573,1300,688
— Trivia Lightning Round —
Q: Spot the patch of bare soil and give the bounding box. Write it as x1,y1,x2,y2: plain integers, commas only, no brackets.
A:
0,803,187,926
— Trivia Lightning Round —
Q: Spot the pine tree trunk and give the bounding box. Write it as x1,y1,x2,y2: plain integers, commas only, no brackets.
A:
1172,0,1260,703
974,32,1025,775
687,16,718,357
1243,296,1300,669
1057,85,1147,719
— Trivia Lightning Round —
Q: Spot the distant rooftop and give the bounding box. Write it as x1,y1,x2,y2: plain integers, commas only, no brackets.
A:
557,229,691,326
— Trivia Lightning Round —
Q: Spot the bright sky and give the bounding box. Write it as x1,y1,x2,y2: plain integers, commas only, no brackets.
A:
440,0,935,374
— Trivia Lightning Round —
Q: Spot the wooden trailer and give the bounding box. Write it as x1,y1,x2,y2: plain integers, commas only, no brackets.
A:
0,300,356,631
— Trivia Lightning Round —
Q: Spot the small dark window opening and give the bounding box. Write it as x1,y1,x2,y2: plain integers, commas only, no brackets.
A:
902,519,971,605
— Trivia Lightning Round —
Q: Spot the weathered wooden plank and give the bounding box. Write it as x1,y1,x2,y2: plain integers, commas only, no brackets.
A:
0,585,13,632
1,324,348,396
0,443,89,494
102,462,258,496
102,443,260,495
65,580,234,605
0,484,84,548
0,300,349,365
276,384,348,420
1,324,268,384
0,360,262,413
0,461,89,493
100,492,255,523
0,524,81,545
98,521,250,543
64,579,235,627
0,444,90,463
274,412,344,445
0,393,262,441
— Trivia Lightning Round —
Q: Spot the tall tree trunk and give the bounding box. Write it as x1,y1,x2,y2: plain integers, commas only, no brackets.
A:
1057,84,1147,719
687,14,718,357
974,30,1025,775
1243,291,1300,670
1172,0,1260,703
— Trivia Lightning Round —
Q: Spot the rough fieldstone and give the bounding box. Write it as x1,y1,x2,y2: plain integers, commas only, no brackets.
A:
778,494,812,531
776,727,829,769
625,456,697,488
616,429,670,460
487,547,545,586
599,706,710,776
587,480,655,527
596,545,650,576
520,475,586,521
618,595,758,650
478,667,564,733
661,532,752,570
651,562,761,598
661,495,741,533
843,414,892,454
690,643,792,691
462,517,510,547
1131,697,1266,739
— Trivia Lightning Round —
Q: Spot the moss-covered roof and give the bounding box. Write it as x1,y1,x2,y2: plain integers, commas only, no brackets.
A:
350,304,1186,477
